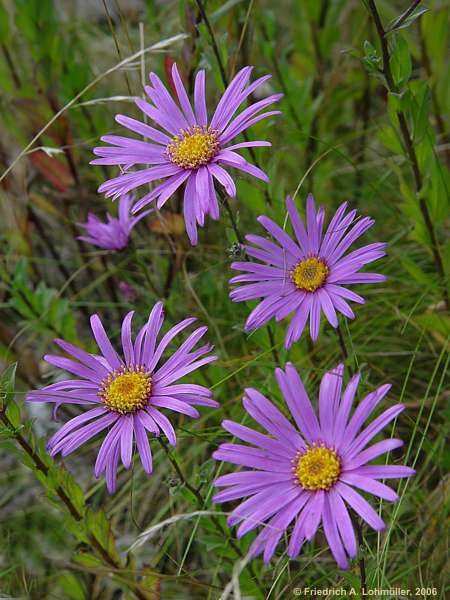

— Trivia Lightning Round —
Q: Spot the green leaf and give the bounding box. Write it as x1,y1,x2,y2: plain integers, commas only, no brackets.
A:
4,401,20,428
389,34,412,88
399,254,436,289
415,313,450,342
362,40,382,77
72,551,104,568
57,573,87,600
60,469,85,515
85,509,110,549
387,6,429,34
377,125,403,155
85,509,120,563
0,363,17,410
429,158,450,222
210,0,244,21
0,5,10,43
410,81,432,143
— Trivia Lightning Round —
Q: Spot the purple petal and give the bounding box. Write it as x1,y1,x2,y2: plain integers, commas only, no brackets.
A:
147,407,176,446
217,150,269,182
303,490,324,540
133,413,153,473
319,363,344,443
193,69,207,126
353,465,415,479
156,170,190,209
150,396,200,418
115,114,170,145
141,302,164,367
54,412,118,457
344,438,403,470
43,355,102,384
340,473,398,501
309,295,321,341
322,493,349,569
333,373,360,446
285,296,312,348
121,311,135,366
208,163,236,197
95,418,124,477
328,488,357,558
210,66,253,131
120,414,134,469
275,362,320,443
222,420,295,459
106,439,120,493
318,288,339,328
336,482,385,531
183,174,198,245
90,314,122,370
244,388,302,449
47,406,108,450
343,404,405,458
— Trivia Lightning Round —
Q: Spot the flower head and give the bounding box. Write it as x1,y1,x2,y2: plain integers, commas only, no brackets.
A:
27,303,218,493
91,63,282,245
78,194,151,251
230,194,386,347
213,363,414,568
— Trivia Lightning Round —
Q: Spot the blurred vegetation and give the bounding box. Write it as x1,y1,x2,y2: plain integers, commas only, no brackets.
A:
0,0,449,598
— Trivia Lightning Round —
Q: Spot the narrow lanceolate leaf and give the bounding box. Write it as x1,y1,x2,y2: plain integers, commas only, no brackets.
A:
389,34,412,89
0,363,17,412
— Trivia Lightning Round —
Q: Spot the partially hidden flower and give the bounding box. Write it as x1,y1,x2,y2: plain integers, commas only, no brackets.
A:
27,303,218,493
118,280,138,302
213,363,414,567
230,194,386,347
78,194,151,251
91,63,282,245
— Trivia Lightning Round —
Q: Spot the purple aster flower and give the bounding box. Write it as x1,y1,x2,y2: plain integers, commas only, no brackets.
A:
230,194,386,347
213,363,414,568
78,194,151,251
27,303,218,493
91,63,282,245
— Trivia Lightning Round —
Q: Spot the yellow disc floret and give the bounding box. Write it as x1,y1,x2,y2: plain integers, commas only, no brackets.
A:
99,365,151,414
166,125,220,169
294,445,341,491
291,257,329,292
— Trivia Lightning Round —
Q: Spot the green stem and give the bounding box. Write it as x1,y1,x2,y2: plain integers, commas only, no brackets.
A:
157,438,264,593
366,0,448,308
355,519,367,593
335,329,366,588
0,410,152,600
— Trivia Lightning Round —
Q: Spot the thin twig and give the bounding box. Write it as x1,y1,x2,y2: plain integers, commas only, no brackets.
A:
219,189,244,245
304,0,330,192
157,438,264,593
194,0,273,204
366,0,448,308
417,19,450,166
217,188,280,364
0,410,151,600
102,0,133,96
1,34,188,183
194,0,228,87
336,330,365,587
355,519,367,592
385,0,422,34
336,323,354,376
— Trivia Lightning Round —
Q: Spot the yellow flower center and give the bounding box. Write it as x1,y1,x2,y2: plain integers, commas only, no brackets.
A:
99,365,152,414
166,125,220,169
294,445,341,491
291,257,329,292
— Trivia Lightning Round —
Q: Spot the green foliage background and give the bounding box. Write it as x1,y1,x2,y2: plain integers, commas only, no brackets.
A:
0,0,448,598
